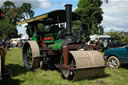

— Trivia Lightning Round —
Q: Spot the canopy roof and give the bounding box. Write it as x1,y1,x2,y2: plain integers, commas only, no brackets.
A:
18,10,80,25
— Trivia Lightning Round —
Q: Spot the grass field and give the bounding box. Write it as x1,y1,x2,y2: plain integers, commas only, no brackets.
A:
2,48,128,85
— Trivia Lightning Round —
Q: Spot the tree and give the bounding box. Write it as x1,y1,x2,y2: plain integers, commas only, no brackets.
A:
0,1,34,39
121,36,128,43
75,0,104,35
72,20,81,33
0,19,18,39
5,7,24,24
97,25,104,34
106,30,128,43
1,1,16,15
21,3,34,19
107,29,121,40
1,1,34,24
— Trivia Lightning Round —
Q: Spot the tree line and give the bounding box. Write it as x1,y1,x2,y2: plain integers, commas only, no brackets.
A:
0,1,34,40
107,30,128,44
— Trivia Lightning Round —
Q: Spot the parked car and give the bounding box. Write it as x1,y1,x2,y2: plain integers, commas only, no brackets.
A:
104,45,128,68
88,34,110,45
97,38,126,51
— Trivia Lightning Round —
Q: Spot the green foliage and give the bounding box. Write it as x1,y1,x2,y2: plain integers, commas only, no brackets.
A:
2,1,16,13
72,20,81,33
121,36,128,43
0,1,34,39
97,25,104,34
107,30,128,43
21,3,34,18
5,7,24,24
75,0,104,35
0,19,17,39
107,30,121,40
1,1,34,24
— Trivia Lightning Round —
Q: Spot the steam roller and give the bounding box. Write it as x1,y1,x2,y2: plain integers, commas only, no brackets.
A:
59,46,105,81
18,4,106,81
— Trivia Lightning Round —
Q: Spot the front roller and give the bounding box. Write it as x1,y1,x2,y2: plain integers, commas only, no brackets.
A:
23,41,40,70
60,50,106,81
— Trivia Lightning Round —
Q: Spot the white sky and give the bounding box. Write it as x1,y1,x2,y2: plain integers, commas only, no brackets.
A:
101,0,128,32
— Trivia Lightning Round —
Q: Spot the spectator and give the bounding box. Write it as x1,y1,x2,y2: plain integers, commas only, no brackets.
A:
2,40,6,48
0,39,2,47
95,38,99,45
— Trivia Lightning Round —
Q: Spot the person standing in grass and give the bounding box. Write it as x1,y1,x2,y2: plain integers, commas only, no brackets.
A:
2,40,6,48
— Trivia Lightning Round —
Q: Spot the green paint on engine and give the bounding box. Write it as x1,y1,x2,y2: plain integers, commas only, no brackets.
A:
48,39,63,50
32,32,63,50
32,32,38,42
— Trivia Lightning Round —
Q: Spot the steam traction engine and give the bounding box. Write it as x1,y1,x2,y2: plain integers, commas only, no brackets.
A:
18,4,106,80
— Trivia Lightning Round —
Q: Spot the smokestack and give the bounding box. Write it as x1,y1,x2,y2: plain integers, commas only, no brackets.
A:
65,4,72,35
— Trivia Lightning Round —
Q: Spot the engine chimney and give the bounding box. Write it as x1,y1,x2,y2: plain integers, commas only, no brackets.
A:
65,4,72,35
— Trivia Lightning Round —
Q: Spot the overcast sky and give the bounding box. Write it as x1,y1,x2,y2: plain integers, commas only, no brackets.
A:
101,0,128,32
0,0,128,36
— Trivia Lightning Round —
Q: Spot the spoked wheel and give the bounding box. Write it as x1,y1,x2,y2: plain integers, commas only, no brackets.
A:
107,56,120,68
23,41,40,70
60,53,76,80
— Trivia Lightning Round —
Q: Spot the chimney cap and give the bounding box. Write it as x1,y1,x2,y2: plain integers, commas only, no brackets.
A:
65,4,72,7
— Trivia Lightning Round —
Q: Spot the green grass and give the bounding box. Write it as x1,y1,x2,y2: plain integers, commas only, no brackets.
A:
2,48,128,85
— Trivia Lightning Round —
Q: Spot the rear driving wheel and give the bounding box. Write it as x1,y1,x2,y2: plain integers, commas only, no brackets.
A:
107,56,120,68
23,41,40,70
